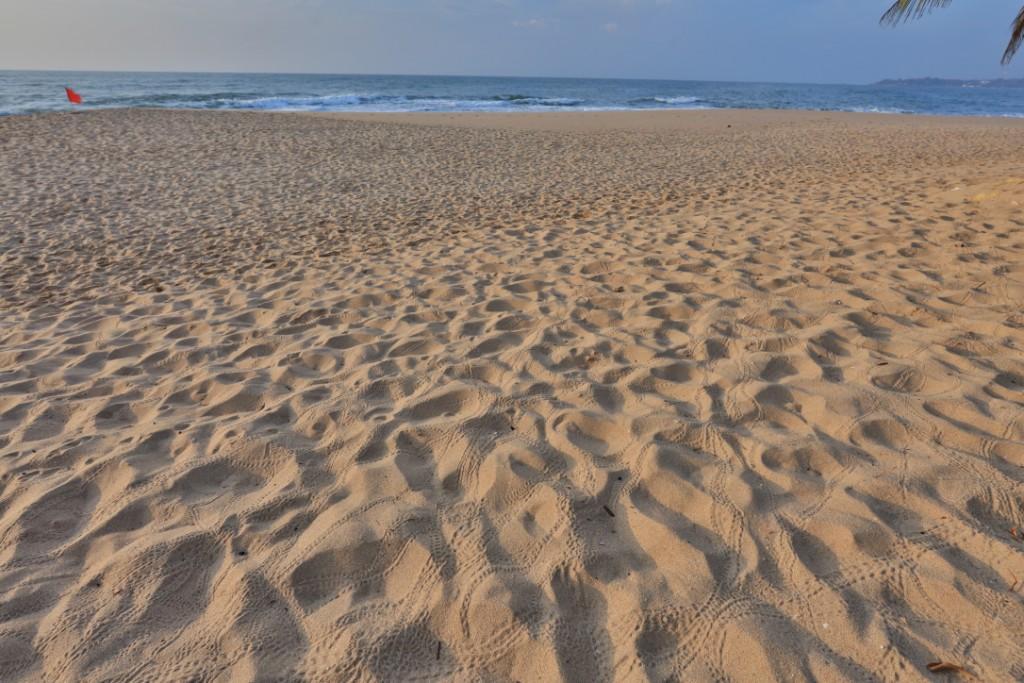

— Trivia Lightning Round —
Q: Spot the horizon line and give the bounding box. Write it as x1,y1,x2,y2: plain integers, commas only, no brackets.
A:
0,67,890,88
4,68,1021,90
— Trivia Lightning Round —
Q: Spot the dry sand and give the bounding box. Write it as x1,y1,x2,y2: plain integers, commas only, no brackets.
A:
1,108,1023,681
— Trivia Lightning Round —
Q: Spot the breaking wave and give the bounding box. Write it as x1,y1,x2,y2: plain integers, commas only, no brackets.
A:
176,93,586,112
3,72,1024,117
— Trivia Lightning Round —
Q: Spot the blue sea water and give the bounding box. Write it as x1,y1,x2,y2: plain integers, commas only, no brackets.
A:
3,71,1024,118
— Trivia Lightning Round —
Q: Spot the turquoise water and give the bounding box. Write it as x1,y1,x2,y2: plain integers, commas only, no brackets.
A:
3,71,1024,117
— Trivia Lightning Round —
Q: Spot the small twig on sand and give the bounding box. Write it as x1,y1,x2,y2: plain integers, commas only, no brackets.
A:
927,661,971,677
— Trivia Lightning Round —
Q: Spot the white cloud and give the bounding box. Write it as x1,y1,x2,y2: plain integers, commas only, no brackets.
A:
513,18,546,29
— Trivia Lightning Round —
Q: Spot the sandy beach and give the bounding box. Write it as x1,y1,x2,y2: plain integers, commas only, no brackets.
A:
1,108,1024,681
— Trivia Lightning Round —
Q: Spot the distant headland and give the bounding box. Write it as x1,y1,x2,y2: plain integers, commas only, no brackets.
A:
875,77,1024,88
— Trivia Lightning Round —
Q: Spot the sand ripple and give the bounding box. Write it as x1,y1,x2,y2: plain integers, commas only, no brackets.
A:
1,110,1023,681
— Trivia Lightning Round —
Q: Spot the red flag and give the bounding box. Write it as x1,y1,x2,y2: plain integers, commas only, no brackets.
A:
65,87,82,105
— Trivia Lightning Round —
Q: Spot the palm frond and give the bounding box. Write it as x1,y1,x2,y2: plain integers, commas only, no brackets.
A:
1002,6,1024,64
880,0,953,25
880,1,1024,63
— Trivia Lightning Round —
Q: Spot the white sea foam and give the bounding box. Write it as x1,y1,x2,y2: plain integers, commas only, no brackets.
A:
2,72,1023,117
225,94,369,110
843,105,909,115
204,93,586,113
653,95,703,105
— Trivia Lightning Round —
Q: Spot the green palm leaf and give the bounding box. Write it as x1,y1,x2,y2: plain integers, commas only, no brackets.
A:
880,0,953,25
880,0,1024,63
1003,7,1024,64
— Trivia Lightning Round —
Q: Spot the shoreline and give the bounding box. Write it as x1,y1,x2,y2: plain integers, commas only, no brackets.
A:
318,106,1024,131
7,105,1024,126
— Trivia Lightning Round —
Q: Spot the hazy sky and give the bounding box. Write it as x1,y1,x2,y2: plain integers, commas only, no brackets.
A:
4,0,1024,83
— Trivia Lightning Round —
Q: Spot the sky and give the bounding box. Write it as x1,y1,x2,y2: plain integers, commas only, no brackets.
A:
3,0,1024,84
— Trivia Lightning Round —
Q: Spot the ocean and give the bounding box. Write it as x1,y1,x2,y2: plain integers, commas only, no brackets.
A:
3,71,1024,118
